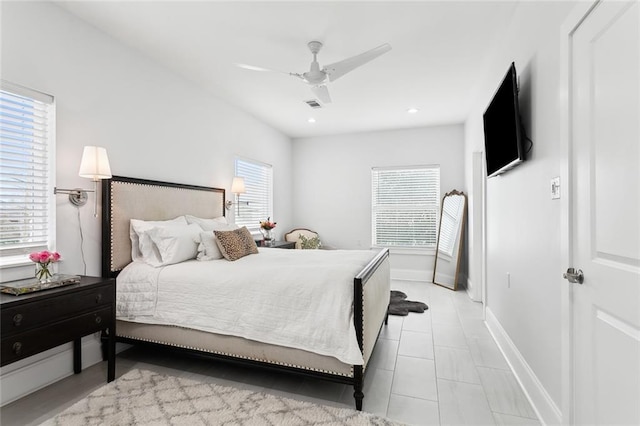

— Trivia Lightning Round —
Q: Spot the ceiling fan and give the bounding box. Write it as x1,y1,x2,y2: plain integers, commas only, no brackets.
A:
237,41,392,104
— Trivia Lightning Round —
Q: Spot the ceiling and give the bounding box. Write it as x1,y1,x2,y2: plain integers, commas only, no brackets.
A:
55,1,518,139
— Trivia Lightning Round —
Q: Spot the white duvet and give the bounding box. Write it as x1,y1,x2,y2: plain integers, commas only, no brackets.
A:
116,248,380,365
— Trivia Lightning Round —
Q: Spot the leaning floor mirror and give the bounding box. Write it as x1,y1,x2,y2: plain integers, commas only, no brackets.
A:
433,190,467,290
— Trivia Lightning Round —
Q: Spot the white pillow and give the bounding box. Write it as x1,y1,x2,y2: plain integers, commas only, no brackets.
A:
196,223,239,261
130,216,188,263
185,215,228,231
147,223,202,266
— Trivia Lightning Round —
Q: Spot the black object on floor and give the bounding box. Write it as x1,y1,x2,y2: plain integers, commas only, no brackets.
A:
389,290,428,316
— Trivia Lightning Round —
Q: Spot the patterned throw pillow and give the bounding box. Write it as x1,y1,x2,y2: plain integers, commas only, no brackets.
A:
214,227,259,261
299,234,322,250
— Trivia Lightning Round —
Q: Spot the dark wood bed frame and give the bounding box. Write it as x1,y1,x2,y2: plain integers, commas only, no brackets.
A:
100,175,390,410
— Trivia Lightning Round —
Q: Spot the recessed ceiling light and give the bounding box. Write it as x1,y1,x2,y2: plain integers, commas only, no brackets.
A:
308,118,316,123
407,108,419,114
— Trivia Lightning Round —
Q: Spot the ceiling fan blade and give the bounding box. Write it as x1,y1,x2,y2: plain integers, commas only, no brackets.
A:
311,85,332,104
323,43,392,82
235,63,289,74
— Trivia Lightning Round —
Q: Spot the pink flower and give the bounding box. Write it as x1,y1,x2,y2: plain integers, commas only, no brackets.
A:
39,251,51,263
29,250,61,265
259,217,277,230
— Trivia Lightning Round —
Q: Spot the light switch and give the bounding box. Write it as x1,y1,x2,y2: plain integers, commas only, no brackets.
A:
551,177,560,199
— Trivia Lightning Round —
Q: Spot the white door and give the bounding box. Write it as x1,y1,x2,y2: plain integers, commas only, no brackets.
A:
568,0,640,424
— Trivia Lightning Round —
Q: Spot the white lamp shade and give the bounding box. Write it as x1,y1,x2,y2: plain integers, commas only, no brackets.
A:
78,146,112,180
230,177,246,194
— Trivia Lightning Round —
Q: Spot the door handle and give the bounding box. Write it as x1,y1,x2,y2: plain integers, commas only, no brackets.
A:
563,268,584,284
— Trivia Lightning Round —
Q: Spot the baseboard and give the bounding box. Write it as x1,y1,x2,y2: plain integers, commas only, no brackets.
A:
0,335,103,406
485,308,562,425
391,268,432,282
465,278,482,302
466,278,473,293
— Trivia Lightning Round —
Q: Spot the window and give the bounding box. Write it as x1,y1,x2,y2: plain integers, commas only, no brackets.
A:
234,158,272,232
0,82,55,261
371,165,440,249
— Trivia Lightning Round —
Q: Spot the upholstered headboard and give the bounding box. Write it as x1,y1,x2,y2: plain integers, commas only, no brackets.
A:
101,176,225,278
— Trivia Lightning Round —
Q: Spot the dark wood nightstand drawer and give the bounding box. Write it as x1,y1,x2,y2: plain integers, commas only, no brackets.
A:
1,306,112,365
0,284,113,336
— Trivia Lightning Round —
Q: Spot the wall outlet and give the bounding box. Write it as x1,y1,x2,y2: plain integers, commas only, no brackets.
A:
551,177,560,199
506,272,511,288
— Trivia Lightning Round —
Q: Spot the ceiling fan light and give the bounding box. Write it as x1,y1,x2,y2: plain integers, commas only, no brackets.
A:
303,72,327,85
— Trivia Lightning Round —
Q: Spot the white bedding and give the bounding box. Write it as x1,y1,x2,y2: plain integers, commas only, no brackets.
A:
116,248,381,365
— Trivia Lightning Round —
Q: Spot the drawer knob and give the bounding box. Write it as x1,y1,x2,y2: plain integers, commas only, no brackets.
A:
95,294,103,303
13,342,22,355
13,314,23,326
95,316,102,324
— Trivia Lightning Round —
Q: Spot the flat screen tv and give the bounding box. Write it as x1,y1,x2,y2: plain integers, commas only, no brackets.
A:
483,62,525,178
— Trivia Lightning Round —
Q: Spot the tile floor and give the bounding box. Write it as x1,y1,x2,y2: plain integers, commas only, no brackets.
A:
0,280,540,425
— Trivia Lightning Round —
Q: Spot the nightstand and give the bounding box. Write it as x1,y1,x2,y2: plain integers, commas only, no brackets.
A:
0,276,116,382
256,240,296,249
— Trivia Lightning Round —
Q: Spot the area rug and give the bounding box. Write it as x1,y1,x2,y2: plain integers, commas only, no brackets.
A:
389,290,428,316
40,369,401,425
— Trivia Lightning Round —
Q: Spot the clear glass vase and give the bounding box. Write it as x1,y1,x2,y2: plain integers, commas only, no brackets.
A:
260,228,274,242
35,263,52,283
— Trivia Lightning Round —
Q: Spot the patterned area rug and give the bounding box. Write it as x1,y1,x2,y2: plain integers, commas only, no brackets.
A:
40,369,401,425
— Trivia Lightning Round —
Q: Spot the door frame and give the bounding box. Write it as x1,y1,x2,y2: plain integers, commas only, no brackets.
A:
559,1,601,424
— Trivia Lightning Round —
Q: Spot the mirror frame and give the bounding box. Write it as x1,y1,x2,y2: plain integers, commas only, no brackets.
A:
432,189,467,291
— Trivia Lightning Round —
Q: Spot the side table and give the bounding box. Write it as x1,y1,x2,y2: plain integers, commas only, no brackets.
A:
0,275,116,382
255,240,296,249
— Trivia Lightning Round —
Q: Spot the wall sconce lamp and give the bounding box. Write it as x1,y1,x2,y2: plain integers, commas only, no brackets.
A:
225,176,248,211
54,146,112,217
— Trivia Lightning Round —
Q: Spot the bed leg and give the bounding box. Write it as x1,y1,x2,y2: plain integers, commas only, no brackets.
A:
354,389,364,411
100,330,108,361
353,365,364,411
385,310,389,325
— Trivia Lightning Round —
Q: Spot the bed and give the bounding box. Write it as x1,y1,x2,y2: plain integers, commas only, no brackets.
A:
101,175,391,410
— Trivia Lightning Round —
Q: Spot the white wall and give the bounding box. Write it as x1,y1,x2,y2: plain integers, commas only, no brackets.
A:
0,1,292,404
293,125,465,281
464,1,575,422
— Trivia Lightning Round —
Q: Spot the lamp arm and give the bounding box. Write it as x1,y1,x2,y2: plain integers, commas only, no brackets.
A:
54,181,99,215
224,194,249,210
225,198,250,210
54,187,95,195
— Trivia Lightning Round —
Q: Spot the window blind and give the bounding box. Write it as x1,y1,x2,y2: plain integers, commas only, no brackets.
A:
234,158,272,232
0,83,55,258
371,166,440,248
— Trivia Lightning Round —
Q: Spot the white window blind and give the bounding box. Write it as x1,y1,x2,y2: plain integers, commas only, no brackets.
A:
234,158,272,232
371,166,440,248
0,82,55,258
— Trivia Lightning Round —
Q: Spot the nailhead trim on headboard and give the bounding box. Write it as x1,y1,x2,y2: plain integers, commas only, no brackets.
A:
106,177,225,275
